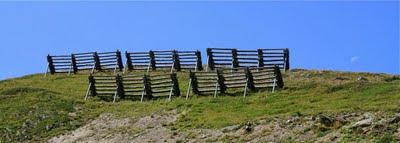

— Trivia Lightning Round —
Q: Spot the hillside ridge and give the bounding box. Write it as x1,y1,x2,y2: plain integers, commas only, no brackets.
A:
0,69,399,142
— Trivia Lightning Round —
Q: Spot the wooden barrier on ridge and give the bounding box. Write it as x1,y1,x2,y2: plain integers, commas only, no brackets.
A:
176,50,203,71
148,73,180,101
125,50,202,73
85,73,180,102
47,48,288,75
125,51,152,72
153,50,175,71
96,51,124,72
186,65,283,99
186,70,226,98
46,54,73,74
222,68,253,97
46,50,124,75
85,74,122,102
206,48,235,70
250,66,284,90
121,74,148,101
72,52,96,73
206,48,289,71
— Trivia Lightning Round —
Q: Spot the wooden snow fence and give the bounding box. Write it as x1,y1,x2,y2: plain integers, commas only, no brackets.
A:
121,74,148,101
125,51,152,72
148,73,180,101
206,48,235,71
250,66,284,91
186,70,226,99
222,68,254,97
96,51,124,73
153,50,176,72
176,50,203,71
261,49,289,70
186,65,284,99
206,48,289,71
46,50,124,75
46,54,74,75
85,74,122,102
85,73,180,102
73,52,96,73
125,50,202,73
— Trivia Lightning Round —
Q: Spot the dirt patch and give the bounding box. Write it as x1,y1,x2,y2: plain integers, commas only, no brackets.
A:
48,110,182,143
49,112,400,142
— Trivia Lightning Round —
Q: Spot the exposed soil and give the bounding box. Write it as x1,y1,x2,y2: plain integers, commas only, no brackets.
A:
48,111,400,143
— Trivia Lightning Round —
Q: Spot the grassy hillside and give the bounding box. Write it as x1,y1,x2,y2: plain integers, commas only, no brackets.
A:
0,69,399,142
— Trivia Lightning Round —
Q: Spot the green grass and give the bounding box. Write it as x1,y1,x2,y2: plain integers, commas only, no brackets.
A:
0,70,399,142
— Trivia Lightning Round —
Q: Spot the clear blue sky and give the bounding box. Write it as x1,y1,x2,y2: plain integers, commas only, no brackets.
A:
0,1,398,80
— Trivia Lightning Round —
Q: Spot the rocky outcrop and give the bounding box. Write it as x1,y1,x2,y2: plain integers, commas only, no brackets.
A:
48,112,400,143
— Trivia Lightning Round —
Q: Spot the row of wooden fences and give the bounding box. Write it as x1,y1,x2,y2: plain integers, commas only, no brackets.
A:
206,48,290,71
85,73,180,102
186,65,284,99
125,50,203,72
47,48,289,75
46,50,124,75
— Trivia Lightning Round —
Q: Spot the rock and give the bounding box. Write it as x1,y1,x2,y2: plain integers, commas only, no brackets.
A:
372,119,387,132
46,124,53,131
221,125,240,133
244,122,252,132
342,113,357,119
395,128,400,141
305,116,316,121
257,119,268,124
334,116,349,125
68,112,77,118
352,118,373,128
311,116,316,121
200,134,207,139
389,113,400,124
319,115,334,127
334,116,345,122
286,116,300,124
357,76,368,81
363,112,374,119
335,77,349,80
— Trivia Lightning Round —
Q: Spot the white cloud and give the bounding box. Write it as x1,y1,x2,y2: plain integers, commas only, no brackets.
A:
350,56,360,63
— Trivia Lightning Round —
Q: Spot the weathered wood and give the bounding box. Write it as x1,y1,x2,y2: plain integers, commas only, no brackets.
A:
209,47,233,50
149,50,156,70
71,54,78,74
284,48,290,71
143,74,152,100
125,51,133,71
216,70,226,93
195,50,203,71
172,50,181,71
206,48,289,71
93,52,101,71
206,48,215,71
273,65,284,88
189,71,199,94
88,74,97,97
46,55,58,74
116,74,125,99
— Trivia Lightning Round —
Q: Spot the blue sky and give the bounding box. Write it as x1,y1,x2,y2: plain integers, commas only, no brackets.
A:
0,1,398,80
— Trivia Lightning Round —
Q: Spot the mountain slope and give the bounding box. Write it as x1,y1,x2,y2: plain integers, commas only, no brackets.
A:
0,69,399,142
